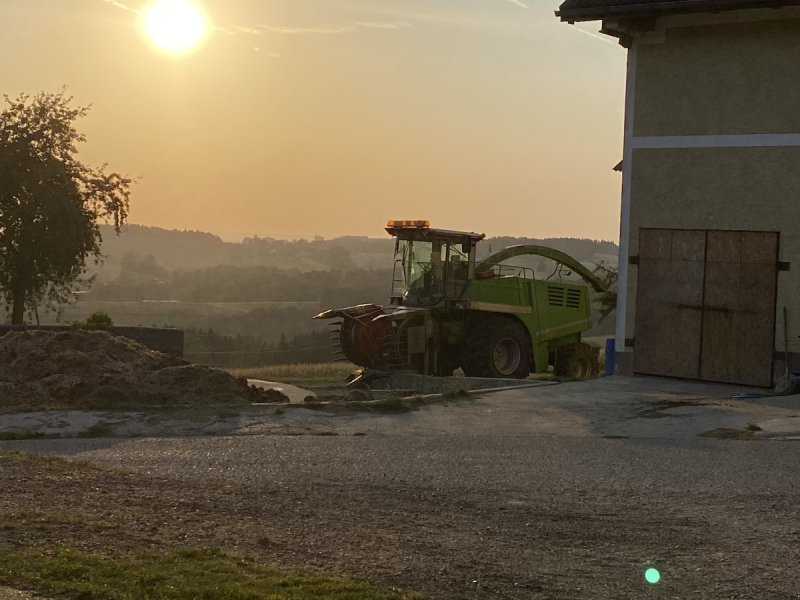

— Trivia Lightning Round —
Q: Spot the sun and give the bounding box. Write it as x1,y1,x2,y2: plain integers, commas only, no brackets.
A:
143,0,208,54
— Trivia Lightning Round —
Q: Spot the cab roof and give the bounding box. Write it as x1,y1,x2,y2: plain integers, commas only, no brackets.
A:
385,222,485,243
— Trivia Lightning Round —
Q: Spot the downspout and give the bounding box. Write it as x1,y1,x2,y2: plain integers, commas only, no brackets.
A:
615,39,638,369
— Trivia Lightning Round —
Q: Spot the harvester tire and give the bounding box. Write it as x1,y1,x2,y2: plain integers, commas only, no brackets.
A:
462,318,531,379
555,343,599,380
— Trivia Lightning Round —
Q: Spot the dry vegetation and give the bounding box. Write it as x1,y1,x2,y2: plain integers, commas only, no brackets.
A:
230,362,357,385
0,330,283,412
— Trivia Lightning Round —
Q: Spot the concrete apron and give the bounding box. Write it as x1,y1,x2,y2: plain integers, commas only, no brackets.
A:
0,375,799,441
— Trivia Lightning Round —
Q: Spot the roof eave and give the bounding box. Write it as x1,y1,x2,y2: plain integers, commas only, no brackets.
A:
557,0,795,23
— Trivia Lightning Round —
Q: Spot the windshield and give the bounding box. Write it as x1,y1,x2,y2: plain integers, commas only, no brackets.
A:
392,239,469,306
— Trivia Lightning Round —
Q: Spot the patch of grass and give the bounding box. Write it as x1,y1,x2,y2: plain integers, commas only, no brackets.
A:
699,428,757,441
368,395,425,414
0,431,57,441
231,362,356,385
0,546,416,600
78,422,114,438
0,450,93,472
442,389,470,399
746,423,762,432
0,511,116,532
213,407,241,419
528,372,558,382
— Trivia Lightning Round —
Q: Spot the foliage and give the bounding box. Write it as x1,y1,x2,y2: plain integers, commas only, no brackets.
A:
0,90,131,323
185,327,332,368
0,546,410,600
73,310,114,331
592,262,618,323
93,224,618,273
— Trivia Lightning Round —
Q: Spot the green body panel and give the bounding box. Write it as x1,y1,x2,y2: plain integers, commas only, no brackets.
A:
456,276,592,373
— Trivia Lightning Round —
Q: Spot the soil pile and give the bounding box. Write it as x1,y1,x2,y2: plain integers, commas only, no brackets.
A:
0,330,285,410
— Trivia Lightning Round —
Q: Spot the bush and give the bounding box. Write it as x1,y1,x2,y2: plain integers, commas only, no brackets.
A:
74,311,114,331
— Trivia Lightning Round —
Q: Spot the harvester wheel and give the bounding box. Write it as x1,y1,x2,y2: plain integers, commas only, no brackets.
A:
462,318,531,379
555,343,599,380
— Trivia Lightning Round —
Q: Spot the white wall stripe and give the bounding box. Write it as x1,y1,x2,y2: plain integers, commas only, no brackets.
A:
616,42,637,357
632,133,800,149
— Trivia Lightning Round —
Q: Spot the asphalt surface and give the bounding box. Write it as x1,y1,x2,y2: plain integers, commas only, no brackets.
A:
3,376,800,599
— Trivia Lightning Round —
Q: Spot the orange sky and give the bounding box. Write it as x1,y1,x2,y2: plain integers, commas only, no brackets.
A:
1,0,625,241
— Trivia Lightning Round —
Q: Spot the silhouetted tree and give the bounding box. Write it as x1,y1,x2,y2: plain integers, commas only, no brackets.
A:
592,262,618,322
0,90,130,323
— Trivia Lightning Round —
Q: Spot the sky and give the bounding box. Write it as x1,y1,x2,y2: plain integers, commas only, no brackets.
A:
0,0,626,241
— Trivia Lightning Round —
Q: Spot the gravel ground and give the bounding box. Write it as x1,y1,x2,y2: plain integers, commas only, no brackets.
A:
0,587,48,600
4,427,800,599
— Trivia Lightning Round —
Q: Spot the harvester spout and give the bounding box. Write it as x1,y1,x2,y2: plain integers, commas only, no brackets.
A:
476,245,607,293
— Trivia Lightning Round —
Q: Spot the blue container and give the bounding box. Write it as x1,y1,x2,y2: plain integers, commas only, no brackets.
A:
604,338,616,377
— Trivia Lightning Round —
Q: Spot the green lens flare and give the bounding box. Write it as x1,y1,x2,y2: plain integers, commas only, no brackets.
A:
644,568,661,584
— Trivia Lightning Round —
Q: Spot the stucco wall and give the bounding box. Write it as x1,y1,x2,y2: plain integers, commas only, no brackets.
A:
634,19,800,136
625,146,800,355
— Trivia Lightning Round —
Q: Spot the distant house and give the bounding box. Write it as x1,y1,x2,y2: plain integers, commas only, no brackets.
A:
557,0,800,386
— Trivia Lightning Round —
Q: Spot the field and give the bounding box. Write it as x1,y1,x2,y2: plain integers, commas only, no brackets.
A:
231,362,356,385
53,300,321,325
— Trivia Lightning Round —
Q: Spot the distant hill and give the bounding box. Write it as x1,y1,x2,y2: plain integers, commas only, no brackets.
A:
96,224,618,279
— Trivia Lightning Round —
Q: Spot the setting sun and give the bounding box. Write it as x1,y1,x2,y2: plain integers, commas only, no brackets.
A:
143,0,207,54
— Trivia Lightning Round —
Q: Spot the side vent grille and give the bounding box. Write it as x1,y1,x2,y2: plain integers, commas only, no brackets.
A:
566,289,582,308
547,286,565,307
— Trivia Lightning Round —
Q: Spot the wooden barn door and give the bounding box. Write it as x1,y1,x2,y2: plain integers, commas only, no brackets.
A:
634,229,778,386
700,231,778,386
634,229,706,379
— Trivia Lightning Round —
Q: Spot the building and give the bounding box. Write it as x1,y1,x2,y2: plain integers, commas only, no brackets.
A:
557,0,800,386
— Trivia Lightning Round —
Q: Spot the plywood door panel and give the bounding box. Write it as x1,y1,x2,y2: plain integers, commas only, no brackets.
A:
741,231,779,264
639,228,673,260
700,231,777,386
634,229,705,379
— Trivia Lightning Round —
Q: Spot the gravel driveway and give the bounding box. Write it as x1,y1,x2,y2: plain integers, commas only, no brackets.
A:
3,377,800,599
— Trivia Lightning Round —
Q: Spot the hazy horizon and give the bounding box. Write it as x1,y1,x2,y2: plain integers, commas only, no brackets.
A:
111,221,621,244
2,0,625,241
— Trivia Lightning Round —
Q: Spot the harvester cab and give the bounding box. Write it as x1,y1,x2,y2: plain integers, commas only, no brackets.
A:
314,220,606,382
386,220,484,309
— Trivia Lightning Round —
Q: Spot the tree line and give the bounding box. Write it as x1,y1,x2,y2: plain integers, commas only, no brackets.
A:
184,328,333,368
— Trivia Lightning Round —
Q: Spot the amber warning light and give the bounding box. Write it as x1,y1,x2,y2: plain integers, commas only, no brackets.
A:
386,220,430,228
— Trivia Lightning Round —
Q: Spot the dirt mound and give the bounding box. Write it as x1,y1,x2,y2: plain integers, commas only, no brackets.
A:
0,330,285,410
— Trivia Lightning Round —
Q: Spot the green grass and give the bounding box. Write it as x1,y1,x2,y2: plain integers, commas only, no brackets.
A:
0,547,423,600
0,511,116,532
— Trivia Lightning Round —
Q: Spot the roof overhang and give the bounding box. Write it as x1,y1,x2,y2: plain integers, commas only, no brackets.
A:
557,0,800,23
385,225,485,244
